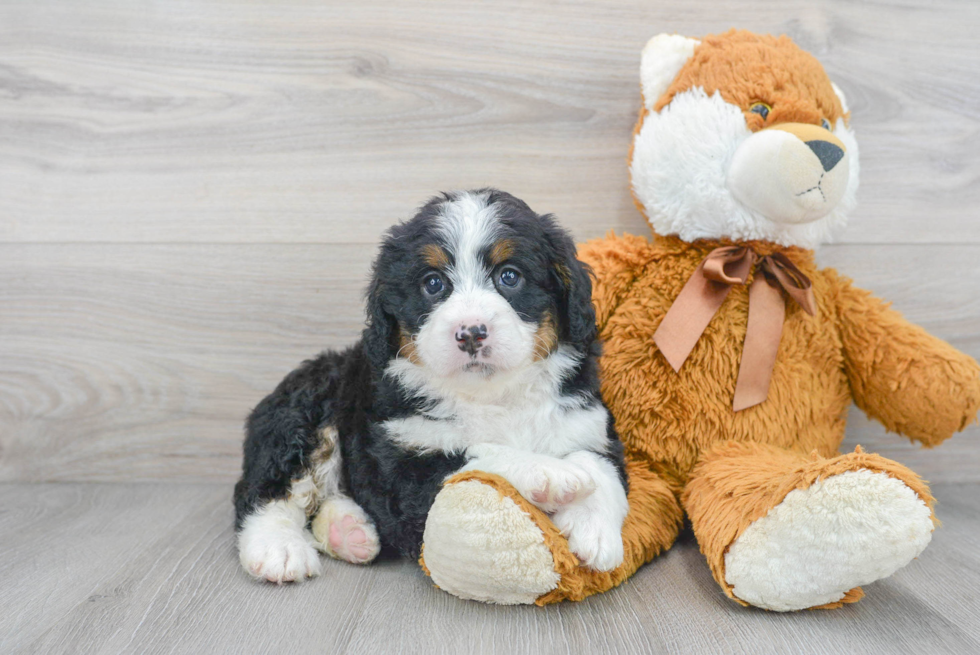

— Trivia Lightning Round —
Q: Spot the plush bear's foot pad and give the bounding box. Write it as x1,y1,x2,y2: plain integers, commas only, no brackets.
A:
422,479,560,604
724,469,934,611
312,497,381,564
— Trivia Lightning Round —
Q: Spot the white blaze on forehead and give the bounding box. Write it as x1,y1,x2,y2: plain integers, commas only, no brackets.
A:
408,190,536,380
435,191,500,290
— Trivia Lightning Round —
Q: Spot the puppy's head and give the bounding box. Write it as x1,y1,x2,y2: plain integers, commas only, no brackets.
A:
631,30,859,248
363,189,594,382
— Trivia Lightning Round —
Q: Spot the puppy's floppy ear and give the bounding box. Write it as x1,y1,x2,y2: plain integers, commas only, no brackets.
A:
544,218,596,352
362,253,399,373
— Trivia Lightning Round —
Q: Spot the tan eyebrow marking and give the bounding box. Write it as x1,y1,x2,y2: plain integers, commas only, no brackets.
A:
421,244,450,269
488,239,515,266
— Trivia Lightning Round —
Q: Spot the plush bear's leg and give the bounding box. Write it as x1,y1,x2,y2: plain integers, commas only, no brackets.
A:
682,441,937,611
419,459,683,605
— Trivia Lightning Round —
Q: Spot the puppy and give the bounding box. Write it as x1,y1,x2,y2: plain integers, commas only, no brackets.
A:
233,189,629,584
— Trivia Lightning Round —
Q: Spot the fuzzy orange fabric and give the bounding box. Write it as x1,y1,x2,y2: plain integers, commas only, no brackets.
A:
682,442,937,606
583,233,980,484
495,230,975,606
575,29,980,601
567,232,978,607
654,30,847,130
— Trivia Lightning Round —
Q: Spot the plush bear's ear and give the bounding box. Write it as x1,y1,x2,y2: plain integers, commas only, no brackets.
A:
831,82,849,113
640,33,701,110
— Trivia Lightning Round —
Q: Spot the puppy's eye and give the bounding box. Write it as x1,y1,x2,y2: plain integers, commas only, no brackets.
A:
498,267,522,289
749,102,771,121
422,272,445,296
821,118,832,130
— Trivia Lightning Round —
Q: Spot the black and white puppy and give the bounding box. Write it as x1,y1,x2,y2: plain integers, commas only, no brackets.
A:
234,189,629,584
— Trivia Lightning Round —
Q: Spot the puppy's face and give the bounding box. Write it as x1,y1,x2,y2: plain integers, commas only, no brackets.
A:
364,189,593,382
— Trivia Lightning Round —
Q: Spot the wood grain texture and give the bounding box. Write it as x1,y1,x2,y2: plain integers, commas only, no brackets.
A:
0,243,373,483
2,243,978,483
1,483,978,654
0,0,978,245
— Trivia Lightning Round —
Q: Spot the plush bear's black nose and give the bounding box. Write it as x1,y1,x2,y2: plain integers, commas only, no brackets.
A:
806,140,845,172
455,324,488,356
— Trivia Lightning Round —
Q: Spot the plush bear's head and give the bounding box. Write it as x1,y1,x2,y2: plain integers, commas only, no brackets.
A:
629,30,859,249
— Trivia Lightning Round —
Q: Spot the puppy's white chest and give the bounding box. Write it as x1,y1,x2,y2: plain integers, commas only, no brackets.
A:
382,398,608,458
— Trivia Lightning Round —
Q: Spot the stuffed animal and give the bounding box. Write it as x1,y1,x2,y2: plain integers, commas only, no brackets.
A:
418,29,980,610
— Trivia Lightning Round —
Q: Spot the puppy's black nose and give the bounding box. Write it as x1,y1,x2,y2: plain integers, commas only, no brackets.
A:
806,140,845,172
456,324,488,356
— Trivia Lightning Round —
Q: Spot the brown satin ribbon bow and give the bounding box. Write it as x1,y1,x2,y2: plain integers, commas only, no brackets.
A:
652,246,816,411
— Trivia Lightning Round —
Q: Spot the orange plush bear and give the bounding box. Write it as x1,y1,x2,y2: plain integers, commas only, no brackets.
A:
419,30,980,610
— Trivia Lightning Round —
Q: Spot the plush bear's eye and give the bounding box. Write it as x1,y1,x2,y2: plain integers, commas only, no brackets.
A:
749,102,771,120
821,118,832,131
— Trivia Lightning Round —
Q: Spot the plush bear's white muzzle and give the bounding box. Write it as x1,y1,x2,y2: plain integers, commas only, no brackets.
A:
728,123,850,225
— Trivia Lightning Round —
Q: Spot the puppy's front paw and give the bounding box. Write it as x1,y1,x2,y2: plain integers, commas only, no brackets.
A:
552,505,624,572
524,460,596,513
239,528,322,584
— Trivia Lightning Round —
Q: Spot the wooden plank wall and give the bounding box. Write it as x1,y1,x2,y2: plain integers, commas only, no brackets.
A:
2,0,978,483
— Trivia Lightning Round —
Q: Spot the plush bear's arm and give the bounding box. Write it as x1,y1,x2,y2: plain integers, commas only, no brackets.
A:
828,269,980,447
577,233,659,334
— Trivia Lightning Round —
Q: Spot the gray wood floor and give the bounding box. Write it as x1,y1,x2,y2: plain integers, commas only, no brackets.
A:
1,483,978,655
2,0,979,652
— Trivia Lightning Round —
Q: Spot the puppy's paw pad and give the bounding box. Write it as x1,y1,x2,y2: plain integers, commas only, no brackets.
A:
529,486,549,505
554,486,584,506
314,503,381,565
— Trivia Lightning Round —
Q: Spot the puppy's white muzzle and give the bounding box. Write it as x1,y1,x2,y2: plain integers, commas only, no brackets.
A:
728,123,850,225
415,288,536,378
